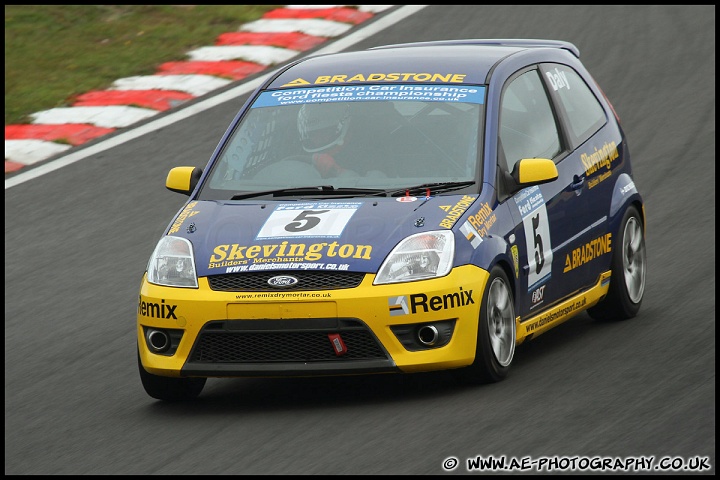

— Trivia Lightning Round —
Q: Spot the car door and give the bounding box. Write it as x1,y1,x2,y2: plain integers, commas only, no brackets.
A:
497,67,594,319
539,62,618,291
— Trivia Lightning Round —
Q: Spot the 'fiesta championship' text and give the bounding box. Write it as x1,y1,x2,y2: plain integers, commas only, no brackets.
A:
253,84,486,108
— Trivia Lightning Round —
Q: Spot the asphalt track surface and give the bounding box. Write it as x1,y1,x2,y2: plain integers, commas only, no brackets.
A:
5,5,715,475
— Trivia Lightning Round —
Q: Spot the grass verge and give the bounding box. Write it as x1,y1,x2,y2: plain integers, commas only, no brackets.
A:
4,5,281,125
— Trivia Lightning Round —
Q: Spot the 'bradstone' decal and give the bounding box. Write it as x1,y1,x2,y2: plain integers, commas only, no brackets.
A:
438,195,476,229
282,73,469,87
563,233,612,273
168,201,199,235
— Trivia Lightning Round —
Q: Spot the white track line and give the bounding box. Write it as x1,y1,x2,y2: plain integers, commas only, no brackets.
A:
6,5,428,189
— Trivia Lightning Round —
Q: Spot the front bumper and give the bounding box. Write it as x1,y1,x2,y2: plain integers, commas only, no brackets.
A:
137,264,489,378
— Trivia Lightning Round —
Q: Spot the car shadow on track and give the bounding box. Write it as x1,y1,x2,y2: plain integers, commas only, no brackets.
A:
139,311,639,412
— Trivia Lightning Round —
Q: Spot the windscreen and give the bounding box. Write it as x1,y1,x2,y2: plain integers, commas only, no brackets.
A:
200,84,485,199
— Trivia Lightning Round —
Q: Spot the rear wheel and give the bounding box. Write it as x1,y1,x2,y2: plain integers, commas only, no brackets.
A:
460,265,516,384
588,205,646,321
138,347,206,402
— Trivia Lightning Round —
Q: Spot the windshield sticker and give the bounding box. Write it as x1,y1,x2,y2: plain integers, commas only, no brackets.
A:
253,84,486,108
282,73,468,87
256,202,362,239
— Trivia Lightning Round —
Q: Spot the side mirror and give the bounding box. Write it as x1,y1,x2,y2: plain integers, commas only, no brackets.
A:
511,158,558,186
166,167,202,196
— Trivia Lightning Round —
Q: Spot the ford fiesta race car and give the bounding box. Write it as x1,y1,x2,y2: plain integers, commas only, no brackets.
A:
137,39,647,401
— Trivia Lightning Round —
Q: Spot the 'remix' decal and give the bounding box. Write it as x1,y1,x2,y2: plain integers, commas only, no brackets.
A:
388,296,409,316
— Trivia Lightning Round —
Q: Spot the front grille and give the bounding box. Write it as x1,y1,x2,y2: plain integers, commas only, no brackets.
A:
188,319,388,363
208,271,365,291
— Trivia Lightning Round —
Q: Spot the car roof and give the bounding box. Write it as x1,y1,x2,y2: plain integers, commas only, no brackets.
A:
266,39,580,90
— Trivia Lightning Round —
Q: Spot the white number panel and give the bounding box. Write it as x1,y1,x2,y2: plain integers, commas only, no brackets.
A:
256,202,362,239
514,186,553,290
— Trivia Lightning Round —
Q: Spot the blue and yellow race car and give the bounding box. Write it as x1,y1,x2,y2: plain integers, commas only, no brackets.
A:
137,39,647,401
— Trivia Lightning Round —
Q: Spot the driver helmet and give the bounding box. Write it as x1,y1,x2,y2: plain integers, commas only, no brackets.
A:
297,102,351,153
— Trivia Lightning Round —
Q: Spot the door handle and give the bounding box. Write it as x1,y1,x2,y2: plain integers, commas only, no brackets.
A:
571,175,585,190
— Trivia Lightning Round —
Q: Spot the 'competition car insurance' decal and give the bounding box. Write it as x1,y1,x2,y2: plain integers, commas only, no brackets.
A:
256,202,361,239
252,84,486,108
514,185,553,291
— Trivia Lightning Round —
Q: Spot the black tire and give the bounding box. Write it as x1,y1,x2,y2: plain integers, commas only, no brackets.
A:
138,348,206,402
459,265,516,384
587,205,646,321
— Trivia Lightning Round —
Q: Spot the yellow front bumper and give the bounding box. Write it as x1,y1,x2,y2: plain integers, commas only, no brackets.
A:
138,264,490,378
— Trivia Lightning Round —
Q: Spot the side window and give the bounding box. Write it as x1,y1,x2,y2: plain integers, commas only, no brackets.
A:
542,64,606,144
499,69,561,173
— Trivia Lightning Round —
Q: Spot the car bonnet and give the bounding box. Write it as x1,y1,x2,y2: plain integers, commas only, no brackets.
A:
164,194,480,277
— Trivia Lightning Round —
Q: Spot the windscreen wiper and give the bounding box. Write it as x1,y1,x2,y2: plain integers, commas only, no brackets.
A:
230,185,386,200
383,181,476,197
230,182,475,200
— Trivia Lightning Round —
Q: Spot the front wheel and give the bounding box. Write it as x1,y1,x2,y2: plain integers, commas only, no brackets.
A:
459,265,516,384
587,204,646,321
138,347,206,402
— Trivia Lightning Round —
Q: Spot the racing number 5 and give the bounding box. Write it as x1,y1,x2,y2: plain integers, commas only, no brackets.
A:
524,202,552,289
532,213,544,274
284,210,330,232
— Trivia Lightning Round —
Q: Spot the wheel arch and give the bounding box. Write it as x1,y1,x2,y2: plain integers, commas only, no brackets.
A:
610,173,643,221
468,234,518,307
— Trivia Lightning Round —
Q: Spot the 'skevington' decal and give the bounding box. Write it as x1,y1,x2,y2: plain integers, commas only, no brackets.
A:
581,141,619,176
582,141,619,189
208,241,372,269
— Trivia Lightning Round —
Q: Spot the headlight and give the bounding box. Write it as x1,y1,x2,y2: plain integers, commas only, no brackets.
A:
146,236,198,288
374,230,455,285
